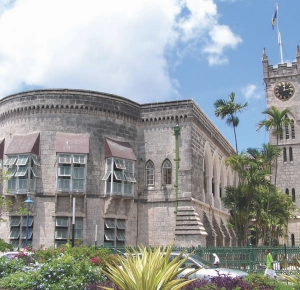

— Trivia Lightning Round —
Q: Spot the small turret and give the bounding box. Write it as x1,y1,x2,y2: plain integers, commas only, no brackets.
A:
296,45,300,73
262,47,270,80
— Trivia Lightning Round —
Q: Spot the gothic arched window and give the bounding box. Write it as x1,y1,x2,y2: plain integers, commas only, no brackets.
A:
145,160,154,186
289,147,293,162
283,147,287,162
279,125,283,140
285,114,290,139
162,159,172,185
291,120,295,139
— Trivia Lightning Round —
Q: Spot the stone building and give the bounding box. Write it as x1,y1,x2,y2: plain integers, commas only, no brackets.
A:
262,45,300,246
0,89,237,249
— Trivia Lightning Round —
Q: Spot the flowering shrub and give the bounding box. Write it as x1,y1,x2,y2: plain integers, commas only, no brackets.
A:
0,245,292,290
90,256,101,266
0,245,113,290
0,257,27,279
97,275,291,290
0,253,107,290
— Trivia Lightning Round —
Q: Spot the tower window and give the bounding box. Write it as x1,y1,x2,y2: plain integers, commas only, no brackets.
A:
289,147,293,162
283,147,287,162
291,120,295,139
285,123,290,139
279,125,283,140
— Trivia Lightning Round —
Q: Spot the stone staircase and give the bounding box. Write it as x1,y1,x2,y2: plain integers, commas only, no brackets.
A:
174,206,208,246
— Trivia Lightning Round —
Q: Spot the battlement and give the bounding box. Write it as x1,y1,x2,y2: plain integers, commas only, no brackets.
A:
262,45,300,80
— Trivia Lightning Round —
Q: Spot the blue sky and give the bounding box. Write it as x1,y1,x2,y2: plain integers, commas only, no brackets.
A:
0,0,299,153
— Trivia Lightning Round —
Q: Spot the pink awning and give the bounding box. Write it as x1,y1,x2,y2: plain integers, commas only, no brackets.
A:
5,132,40,155
104,138,136,160
56,132,89,153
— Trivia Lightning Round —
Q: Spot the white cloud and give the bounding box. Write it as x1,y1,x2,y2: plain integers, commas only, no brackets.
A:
203,24,242,66
0,0,242,102
242,84,262,100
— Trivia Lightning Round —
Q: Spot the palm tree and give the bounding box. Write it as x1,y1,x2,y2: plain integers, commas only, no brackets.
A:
225,152,270,246
222,185,247,246
257,106,292,185
214,92,248,154
247,144,281,245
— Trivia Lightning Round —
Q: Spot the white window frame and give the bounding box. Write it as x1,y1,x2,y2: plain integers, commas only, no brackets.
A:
56,153,87,192
4,156,17,166
145,160,155,186
54,217,83,247
9,216,34,248
5,154,40,193
104,218,126,246
102,157,135,196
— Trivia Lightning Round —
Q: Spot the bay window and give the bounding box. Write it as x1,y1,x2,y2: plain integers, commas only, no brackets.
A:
102,158,136,196
4,154,40,193
57,154,87,192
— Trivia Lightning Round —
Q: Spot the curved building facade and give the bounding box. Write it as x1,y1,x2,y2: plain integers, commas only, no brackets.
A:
0,89,237,248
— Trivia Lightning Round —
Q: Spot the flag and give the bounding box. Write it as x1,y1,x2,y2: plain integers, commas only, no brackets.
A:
272,9,277,29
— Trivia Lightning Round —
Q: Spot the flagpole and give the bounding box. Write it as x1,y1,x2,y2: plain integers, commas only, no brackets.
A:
275,3,283,64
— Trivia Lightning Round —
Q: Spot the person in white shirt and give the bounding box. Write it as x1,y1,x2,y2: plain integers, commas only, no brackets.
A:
213,253,220,267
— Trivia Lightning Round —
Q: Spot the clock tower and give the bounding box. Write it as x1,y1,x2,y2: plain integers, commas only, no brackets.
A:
262,45,300,246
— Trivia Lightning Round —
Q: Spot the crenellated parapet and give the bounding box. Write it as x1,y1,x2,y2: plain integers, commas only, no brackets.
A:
262,45,300,82
141,99,191,123
0,89,141,124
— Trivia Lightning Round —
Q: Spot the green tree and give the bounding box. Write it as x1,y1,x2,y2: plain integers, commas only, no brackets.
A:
224,144,295,246
222,185,247,246
257,106,292,185
247,144,281,245
223,153,248,240
225,150,271,246
0,170,13,222
214,92,248,154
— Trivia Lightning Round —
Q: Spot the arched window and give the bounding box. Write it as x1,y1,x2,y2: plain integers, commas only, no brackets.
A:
285,114,290,139
285,188,289,195
292,188,296,202
285,124,290,139
145,160,154,186
289,147,293,162
162,159,172,185
279,125,283,140
291,234,295,247
291,120,295,139
283,147,287,162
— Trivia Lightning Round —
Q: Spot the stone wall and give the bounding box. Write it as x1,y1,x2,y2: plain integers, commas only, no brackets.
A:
0,89,234,248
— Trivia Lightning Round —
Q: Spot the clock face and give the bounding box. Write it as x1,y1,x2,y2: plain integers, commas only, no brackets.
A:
274,81,295,101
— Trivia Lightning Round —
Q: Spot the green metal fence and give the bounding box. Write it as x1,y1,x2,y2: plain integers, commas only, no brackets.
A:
103,246,300,275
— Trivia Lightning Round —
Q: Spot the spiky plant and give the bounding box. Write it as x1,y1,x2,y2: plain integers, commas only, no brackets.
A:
281,260,300,286
100,245,197,290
